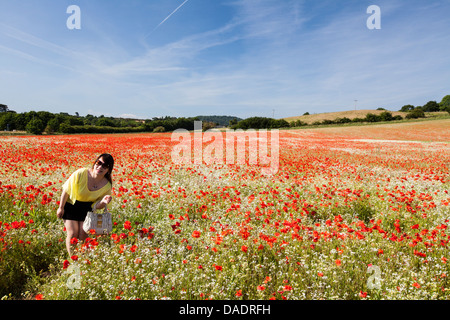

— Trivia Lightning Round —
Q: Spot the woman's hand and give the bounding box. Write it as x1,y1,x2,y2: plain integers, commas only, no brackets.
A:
101,195,112,206
57,190,69,219
56,207,64,219
95,195,112,210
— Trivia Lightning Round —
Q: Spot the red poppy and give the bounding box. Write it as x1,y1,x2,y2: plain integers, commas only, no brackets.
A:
63,260,70,269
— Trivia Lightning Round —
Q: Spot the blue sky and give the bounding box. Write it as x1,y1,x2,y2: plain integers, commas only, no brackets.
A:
1,0,449,119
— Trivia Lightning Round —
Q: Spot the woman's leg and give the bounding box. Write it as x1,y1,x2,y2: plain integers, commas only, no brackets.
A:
78,221,88,242
64,219,79,255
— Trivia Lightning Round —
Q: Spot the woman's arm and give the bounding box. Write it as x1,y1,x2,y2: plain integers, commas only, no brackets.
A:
57,190,69,219
94,195,112,211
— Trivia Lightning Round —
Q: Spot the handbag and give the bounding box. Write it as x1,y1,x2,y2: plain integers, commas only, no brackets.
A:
83,202,112,235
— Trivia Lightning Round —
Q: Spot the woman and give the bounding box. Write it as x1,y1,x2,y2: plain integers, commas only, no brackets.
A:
57,153,114,255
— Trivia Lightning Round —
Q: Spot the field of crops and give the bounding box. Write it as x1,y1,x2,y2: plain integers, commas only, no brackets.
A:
1,119,449,300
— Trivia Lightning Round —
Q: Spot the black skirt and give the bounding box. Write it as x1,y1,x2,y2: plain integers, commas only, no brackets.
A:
62,200,94,221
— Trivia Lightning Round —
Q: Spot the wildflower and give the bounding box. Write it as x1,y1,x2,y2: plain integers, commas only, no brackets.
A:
235,290,242,297
192,230,201,238
35,294,44,300
71,255,78,261
359,291,367,298
63,260,70,269
241,245,248,253
335,259,342,267
414,250,426,258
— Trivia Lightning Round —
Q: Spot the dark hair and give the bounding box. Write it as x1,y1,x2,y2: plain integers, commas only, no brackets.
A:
93,153,114,185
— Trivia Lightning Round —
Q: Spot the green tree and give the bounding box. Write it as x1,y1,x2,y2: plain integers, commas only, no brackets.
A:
234,117,289,129
379,111,393,121
400,105,414,112
96,117,116,127
26,118,45,135
153,126,165,133
405,108,425,119
0,112,15,130
365,113,381,122
335,117,351,124
59,122,73,133
13,113,28,130
46,118,60,133
439,95,450,113
422,101,440,112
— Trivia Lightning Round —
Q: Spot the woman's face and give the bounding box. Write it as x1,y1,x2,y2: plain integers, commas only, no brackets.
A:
93,157,110,177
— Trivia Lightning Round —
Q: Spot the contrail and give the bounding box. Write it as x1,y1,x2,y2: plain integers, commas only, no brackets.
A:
147,0,190,37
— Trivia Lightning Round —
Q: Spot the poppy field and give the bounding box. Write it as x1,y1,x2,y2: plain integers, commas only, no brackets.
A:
0,119,449,300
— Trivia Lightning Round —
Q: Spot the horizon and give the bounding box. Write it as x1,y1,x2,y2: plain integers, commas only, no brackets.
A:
1,0,450,120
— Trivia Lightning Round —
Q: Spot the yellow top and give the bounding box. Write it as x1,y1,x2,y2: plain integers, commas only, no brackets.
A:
63,168,112,208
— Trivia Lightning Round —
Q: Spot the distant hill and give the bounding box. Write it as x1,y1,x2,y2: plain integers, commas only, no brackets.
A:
284,109,408,124
195,115,243,126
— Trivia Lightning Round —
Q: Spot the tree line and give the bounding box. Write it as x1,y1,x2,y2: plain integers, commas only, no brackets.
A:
1,95,448,134
289,95,450,127
0,107,285,135
0,109,202,135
